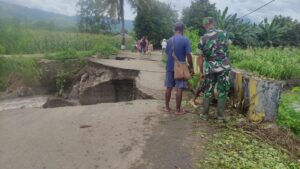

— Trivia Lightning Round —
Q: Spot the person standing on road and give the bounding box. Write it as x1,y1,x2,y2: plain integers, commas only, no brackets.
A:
161,39,167,55
138,36,149,56
164,22,194,115
198,17,231,122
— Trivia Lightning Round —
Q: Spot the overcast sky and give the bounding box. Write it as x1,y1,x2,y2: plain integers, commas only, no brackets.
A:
2,0,300,22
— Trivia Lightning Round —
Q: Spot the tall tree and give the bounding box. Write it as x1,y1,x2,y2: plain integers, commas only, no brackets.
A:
273,15,300,47
101,0,148,49
77,0,113,33
182,0,216,31
134,0,177,48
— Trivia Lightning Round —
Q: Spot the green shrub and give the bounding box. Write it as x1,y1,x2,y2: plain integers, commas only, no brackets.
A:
0,56,40,90
185,29,199,54
55,71,68,97
277,87,300,137
188,74,200,89
46,48,79,60
93,43,118,58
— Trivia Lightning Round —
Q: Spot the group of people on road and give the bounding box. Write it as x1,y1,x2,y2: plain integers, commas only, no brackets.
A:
164,17,231,123
135,36,154,56
136,36,149,55
135,36,168,57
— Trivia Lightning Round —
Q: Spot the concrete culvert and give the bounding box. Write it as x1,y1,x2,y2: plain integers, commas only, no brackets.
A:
68,59,153,106
79,79,139,105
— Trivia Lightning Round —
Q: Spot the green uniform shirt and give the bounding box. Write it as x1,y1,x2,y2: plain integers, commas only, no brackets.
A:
198,29,231,75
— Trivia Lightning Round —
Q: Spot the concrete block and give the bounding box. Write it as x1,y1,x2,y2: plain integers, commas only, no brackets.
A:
231,69,284,122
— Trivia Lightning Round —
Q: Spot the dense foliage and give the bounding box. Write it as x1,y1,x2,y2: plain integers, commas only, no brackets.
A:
77,0,114,33
77,0,147,48
134,0,177,48
277,87,300,137
184,29,199,53
182,1,300,48
200,130,300,169
182,0,216,34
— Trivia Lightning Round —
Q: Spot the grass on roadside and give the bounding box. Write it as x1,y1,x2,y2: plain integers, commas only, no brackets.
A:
277,87,300,137
198,129,300,169
44,43,119,61
0,56,40,91
230,47,300,80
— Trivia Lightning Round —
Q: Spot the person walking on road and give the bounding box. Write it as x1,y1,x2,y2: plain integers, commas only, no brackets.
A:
198,17,231,122
164,22,194,115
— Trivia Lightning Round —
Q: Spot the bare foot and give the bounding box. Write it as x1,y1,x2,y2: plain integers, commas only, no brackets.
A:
175,109,188,115
189,99,199,108
163,107,173,113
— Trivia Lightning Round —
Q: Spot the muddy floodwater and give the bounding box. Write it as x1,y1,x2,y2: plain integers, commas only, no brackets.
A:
0,96,48,111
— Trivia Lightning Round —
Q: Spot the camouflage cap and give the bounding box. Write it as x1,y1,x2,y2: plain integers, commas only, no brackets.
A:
203,17,214,26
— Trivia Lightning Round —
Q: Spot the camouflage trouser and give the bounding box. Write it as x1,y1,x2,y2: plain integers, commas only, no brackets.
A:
203,71,230,99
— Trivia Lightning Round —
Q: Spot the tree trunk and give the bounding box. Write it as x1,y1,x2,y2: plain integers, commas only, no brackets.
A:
120,0,125,50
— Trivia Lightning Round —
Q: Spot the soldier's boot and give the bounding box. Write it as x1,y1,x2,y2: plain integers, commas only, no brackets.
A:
217,98,227,123
200,98,210,121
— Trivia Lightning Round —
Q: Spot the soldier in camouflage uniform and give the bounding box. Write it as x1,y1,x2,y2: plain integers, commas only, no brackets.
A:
198,17,231,122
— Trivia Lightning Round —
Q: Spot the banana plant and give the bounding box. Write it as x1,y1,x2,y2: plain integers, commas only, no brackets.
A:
214,7,258,47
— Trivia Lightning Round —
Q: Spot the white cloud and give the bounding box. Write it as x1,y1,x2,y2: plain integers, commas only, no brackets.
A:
2,0,300,22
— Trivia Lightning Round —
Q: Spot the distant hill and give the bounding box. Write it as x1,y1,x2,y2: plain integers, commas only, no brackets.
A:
0,1,77,28
0,1,134,32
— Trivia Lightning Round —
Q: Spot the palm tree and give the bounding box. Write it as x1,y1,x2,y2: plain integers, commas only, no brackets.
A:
258,18,283,47
101,0,148,49
214,7,258,47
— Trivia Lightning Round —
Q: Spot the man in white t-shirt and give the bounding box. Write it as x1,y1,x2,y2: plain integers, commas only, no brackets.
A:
161,39,167,54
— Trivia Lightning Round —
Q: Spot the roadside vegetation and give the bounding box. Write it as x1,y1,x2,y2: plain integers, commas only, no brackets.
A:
0,15,126,92
0,20,121,55
199,129,300,169
230,47,300,80
277,87,300,137
0,56,39,91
